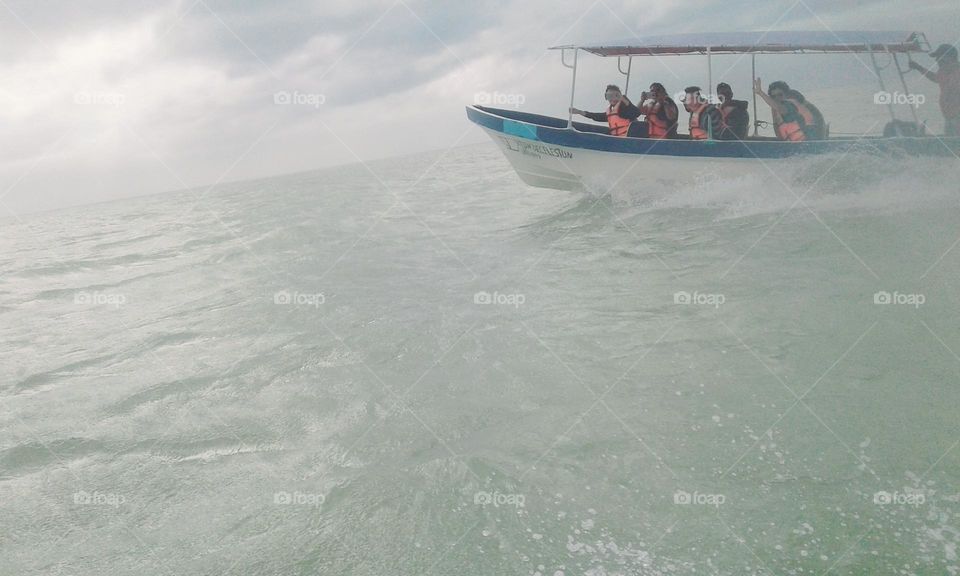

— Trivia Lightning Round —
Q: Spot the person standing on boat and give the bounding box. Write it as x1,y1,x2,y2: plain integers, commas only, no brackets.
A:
754,79,825,141
716,82,750,139
640,83,679,139
683,86,723,140
569,85,642,137
909,44,960,137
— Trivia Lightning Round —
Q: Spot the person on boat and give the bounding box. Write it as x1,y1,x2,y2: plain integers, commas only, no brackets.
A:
682,86,723,140
569,84,643,137
909,44,960,137
640,83,679,139
785,87,826,138
716,82,750,139
754,79,825,141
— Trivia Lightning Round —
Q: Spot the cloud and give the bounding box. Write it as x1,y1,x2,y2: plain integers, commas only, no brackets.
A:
0,0,958,215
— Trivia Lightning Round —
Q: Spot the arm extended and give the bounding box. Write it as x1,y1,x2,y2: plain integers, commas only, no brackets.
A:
754,79,786,115
909,61,939,83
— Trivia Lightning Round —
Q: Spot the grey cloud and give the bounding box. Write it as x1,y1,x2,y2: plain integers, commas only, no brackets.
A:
1,0,959,215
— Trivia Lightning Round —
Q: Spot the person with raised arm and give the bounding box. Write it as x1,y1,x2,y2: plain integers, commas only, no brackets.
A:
754,79,825,141
910,44,960,137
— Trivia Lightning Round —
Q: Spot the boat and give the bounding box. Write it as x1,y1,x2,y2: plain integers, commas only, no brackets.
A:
465,31,960,192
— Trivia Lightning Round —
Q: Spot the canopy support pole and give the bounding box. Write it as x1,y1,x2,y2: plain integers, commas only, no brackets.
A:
869,50,897,124
892,52,920,125
707,47,713,101
563,48,579,128
624,57,633,96
751,53,759,136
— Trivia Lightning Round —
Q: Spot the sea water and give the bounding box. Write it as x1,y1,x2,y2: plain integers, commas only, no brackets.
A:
2,142,959,575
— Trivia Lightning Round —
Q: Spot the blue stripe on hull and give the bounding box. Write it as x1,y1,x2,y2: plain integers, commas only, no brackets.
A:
466,105,960,159
503,119,539,140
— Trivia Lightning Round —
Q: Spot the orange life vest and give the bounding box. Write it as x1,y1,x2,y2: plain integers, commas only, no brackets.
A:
688,104,711,140
606,102,632,137
775,98,816,142
646,99,677,139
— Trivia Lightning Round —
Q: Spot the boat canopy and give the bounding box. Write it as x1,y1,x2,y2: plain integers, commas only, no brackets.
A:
550,31,926,56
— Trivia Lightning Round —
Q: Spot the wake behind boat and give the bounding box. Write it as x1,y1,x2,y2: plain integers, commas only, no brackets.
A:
466,31,960,191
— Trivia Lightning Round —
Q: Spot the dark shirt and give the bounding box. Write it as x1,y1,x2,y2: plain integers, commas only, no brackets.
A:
935,64,960,119
803,100,826,139
719,99,749,140
583,100,641,124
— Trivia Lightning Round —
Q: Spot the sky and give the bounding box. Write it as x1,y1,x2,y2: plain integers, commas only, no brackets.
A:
0,0,958,215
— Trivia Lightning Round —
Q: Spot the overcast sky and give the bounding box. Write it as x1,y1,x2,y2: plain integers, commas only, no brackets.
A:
0,0,958,214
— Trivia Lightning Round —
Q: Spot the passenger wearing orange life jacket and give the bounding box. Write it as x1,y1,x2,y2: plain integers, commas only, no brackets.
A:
683,86,723,140
785,87,826,139
640,83,679,139
570,84,642,137
754,79,825,141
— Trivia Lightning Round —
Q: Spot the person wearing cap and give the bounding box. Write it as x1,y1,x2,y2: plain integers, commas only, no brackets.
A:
682,86,722,140
754,79,825,141
639,83,679,139
570,84,643,137
716,82,750,140
910,44,960,137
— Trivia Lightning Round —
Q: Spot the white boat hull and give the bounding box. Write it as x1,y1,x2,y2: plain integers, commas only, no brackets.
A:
483,127,764,192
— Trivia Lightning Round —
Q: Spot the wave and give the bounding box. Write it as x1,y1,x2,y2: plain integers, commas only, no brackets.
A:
601,153,960,220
